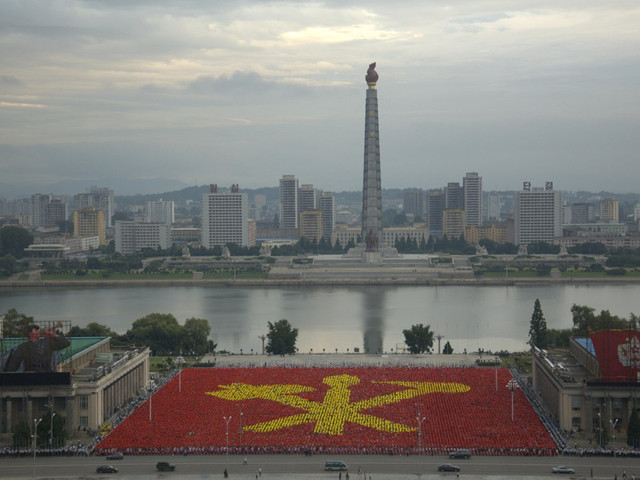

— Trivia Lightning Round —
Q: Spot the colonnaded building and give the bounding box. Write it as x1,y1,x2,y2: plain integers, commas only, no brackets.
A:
532,329,640,446
0,321,149,446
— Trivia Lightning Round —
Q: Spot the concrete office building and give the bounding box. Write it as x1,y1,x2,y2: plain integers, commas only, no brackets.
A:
299,210,323,242
442,209,466,239
514,182,563,246
599,198,619,222
73,207,106,245
279,175,299,230
463,172,482,227
487,193,501,221
115,221,171,255
201,184,249,248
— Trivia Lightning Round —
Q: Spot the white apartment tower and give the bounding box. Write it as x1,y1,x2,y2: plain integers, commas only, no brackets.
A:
201,184,249,248
145,199,175,225
279,175,299,229
463,172,482,226
515,182,563,246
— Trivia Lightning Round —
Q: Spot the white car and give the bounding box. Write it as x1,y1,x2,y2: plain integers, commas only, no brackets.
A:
552,466,575,474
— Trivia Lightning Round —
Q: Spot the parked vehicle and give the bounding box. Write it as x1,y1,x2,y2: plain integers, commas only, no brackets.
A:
156,462,176,472
438,464,461,472
106,452,124,460
97,465,118,473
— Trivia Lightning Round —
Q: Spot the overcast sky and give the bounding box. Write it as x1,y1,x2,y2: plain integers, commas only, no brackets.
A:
1,0,639,195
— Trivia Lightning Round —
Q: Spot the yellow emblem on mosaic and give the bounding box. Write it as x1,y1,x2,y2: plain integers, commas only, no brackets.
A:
206,374,470,435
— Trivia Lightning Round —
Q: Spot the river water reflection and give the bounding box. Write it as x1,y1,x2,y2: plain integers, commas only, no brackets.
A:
1,284,639,354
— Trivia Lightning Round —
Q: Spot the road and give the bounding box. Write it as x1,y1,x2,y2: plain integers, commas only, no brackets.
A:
0,453,634,480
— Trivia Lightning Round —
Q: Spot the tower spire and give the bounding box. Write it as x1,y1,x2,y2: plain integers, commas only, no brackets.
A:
361,62,383,260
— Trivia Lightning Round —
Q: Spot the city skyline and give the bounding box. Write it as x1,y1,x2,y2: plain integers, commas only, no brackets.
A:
1,1,639,195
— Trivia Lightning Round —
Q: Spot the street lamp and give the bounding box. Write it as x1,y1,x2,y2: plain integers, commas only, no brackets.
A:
223,415,232,462
32,417,42,479
506,379,519,422
177,355,184,393
49,412,56,448
416,415,426,452
45,404,56,448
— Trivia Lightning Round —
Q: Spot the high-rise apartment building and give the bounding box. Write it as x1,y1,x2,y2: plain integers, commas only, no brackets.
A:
30,194,67,229
318,192,336,241
599,198,619,222
514,182,563,246
201,184,249,248
299,184,317,212
444,182,464,210
74,187,114,227
463,172,482,226
426,189,444,233
279,175,299,230
403,188,424,219
73,207,106,245
145,199,175,226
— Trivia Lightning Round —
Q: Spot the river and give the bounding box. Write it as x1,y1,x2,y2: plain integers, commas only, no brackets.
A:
1,284,639,355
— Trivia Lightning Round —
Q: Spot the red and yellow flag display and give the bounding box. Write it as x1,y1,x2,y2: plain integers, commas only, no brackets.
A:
96,367,556,453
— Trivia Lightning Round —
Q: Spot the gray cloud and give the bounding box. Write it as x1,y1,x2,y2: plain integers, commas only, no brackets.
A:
1,0,639,195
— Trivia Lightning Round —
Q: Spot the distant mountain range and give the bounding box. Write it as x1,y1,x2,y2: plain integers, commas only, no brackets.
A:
0,178,191,199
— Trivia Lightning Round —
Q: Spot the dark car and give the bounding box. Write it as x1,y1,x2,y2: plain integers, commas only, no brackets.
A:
552,466,575,474
106,452,124,460
449,449,471,459
97,465,118,474
156,462,176,472
438,464,460,472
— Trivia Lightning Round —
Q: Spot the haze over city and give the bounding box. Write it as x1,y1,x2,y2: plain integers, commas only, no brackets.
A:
1,0,639,196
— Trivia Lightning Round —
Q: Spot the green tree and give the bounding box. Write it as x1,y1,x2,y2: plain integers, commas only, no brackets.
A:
546,328,572,348
628,407,640,448
11,420,31,449
68,322,113,337
1,308,35,337
0,226,33,258
402,323,434,354
183,317,211,355
442,341,453,354
528,299,548,349
126,313,184,355
266,319,298,355
0,254,17,276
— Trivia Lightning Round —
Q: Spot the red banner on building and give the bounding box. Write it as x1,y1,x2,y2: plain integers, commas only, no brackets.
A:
590,330,640,382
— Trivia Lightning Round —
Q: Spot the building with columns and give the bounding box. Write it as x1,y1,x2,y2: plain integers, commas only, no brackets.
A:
0,336,149,445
